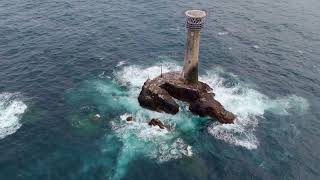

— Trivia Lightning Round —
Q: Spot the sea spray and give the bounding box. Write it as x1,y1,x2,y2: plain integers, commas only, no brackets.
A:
110,112,193,180
66,60,309,179
114,62,309,149
0,92,27,139
114,61,181,88
202,68,309,149
66,76,195,180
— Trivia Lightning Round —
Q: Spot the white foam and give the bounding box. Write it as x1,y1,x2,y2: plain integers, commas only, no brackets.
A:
98,71,112,79
110,113,192,180
114,62,309,150
202,68,309,149
104,61,310,180
119,113,131,121
169,27,181,31
116,61,126,67
253,45,260,49
0,93,27,139
218,31,229,36
114,61,181,89
112,113,192,162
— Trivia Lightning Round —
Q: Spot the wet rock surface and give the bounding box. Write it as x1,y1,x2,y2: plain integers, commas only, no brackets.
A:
138,74,179,115
148,118,167,129
126,116,134,121
189,93,235,124
138,72,236,124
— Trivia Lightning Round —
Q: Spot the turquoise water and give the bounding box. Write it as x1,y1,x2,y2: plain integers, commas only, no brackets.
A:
0,0,319,179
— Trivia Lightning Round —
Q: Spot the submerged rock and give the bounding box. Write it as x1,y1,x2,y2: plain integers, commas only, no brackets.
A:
126,116,134,122
90,114,102,124
138,72,235,124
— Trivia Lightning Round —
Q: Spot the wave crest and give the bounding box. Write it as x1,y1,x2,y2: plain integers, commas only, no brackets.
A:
202,69,309,149
115,62,309,150
0,93,27,139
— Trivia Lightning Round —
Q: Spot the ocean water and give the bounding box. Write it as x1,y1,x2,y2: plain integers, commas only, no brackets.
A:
0,0,319,179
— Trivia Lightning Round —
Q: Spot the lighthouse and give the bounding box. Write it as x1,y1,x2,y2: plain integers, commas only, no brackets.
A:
138,10,235,124
183,10,207,83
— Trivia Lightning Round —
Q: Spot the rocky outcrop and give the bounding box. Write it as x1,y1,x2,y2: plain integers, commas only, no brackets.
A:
138,72,236,124
148,118,167,129
138,77,179,114
189,93,235,124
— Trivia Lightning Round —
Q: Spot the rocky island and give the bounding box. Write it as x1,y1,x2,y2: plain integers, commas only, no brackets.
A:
138,10,236,124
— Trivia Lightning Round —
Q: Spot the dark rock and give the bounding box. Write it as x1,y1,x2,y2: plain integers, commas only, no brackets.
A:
189,94,235,124
138,72,236,124
126,116,134,121
138,79,179,114
160,82,200,102
90,114,101,124
148,118,166,129
161,81,214,102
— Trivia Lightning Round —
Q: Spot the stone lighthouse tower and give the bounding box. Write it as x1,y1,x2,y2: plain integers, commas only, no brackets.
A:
138,10,235,124
183,10,207,83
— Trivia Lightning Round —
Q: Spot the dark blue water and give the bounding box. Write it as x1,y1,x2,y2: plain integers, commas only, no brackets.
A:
0,0,319,179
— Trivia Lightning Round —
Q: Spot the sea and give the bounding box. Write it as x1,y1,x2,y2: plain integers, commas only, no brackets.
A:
0,0,319,179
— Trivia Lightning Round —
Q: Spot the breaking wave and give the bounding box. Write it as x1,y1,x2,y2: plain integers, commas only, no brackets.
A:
0,93,27,139
69,60,309,179
114,62,309,150
110,112,192,180
116,61,127,68
201,68,309,149
114,61,180,89
68,71,194,179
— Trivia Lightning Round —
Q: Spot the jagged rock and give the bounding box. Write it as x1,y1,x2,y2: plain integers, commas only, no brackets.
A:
138,72,236,124
189,93,235,124
148,118,167,129
138,78,179,114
